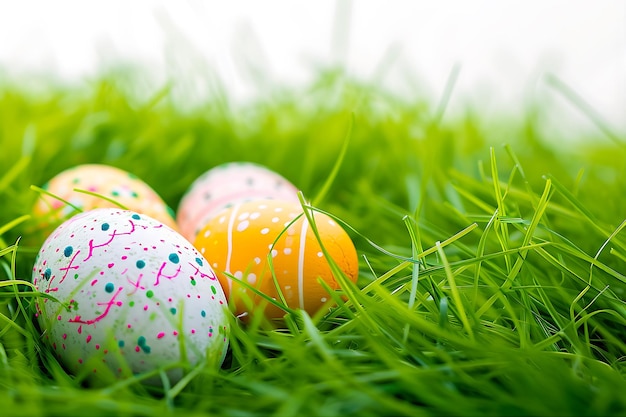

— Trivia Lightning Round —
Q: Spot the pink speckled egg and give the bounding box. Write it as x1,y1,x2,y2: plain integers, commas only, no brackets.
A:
32,208,229,384
33,164,178,234
176,162,299,242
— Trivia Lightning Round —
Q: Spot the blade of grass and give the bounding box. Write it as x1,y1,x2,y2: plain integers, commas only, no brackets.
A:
435,241,474,340
311,113,353,206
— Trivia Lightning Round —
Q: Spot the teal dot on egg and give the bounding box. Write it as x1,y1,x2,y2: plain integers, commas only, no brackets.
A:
44,268,51,280
63,246,73,257
105,283,115,293
170,308,177,315
169,253,180,264
137,336,151,353
136,260,145,269
132,214,141,220
101,223,110,231
195,257,203,266
201,310,206,318
118,340,125,348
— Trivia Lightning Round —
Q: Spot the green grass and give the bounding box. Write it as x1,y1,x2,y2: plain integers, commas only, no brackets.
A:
1,66,626,416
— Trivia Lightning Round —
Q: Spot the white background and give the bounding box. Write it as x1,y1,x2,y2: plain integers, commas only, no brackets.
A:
1,0,624,138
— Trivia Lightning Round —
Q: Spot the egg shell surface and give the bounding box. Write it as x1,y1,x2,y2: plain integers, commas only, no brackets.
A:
32,208,229,383
194,199,359,320
34,164,178,233
177,162,299,242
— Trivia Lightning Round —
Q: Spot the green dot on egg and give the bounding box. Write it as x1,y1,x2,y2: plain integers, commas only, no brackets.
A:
146,290,154,298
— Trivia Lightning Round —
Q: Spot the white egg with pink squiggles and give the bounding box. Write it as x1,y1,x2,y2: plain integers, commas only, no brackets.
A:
32,208,229,384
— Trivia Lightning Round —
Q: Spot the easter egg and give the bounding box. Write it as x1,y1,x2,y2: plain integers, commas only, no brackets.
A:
193,199,359,320
177,162,299,242
33,164,178,234
32,208,229,384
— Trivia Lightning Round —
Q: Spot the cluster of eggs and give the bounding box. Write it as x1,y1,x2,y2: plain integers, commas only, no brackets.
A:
31,162,358,384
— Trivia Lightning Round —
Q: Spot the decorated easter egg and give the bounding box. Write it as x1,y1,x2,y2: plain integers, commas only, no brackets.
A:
177,162,299,242
32,208,229,384
33,164,178,233
193,199,359,320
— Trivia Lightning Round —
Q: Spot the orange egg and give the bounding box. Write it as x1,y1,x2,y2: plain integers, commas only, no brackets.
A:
33,164,178,234
194,199,358,320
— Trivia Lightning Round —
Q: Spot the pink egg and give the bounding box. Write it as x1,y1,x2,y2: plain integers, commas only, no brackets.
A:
177,162,299,242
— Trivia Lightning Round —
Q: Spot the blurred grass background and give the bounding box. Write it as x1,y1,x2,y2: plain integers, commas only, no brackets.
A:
0,63,626,416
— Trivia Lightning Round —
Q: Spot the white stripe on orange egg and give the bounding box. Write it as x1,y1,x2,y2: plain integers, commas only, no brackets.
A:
225,204,241,293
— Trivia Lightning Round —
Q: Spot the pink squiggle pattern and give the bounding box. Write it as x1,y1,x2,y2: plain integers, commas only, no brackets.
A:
59,249,81,284
187,262,217,280
154,262,182,286
83,220,138,262
126,270,146,295
68,286,124,325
